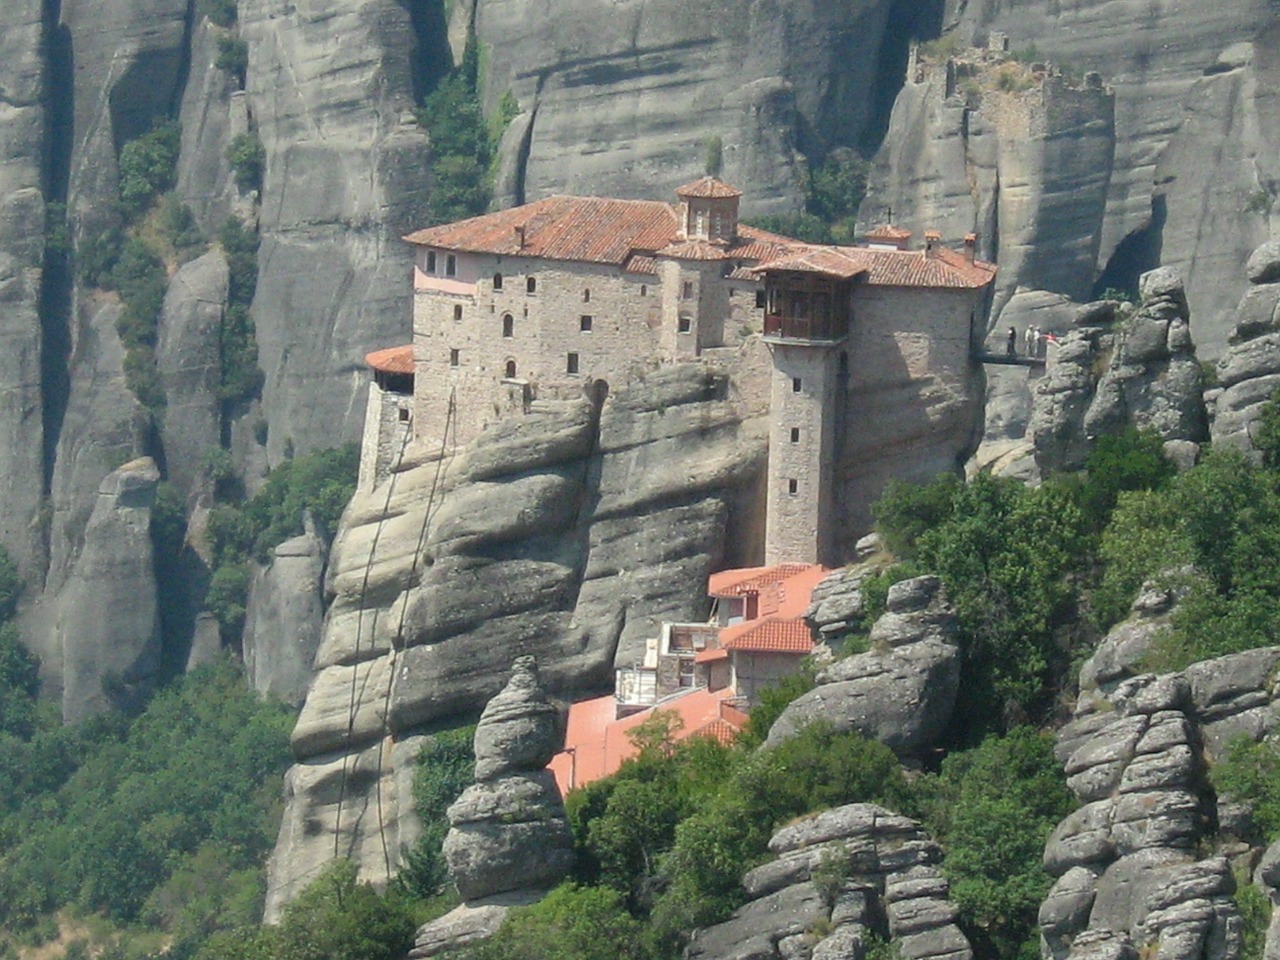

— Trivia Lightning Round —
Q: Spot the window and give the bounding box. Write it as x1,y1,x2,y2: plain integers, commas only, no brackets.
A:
493,272,503,290
527,276,537,294
756,290,766,309
713,213,722,236
788,479,798,495
445,254,457,277
682,280,693,300
426,251,437,273
398,407,411,423
678,316,692,334
453,304,463,321
640,284,648,297
449,348,460,367
505,360,517,378
502,314,514,338
580,315,593,332
792,377,802,393
567,352,579,374
790,427,800,443
583,289,591,303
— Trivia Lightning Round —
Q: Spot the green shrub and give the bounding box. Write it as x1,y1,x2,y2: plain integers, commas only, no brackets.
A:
460,884,646,960
1235,874,1272,960
0,544,21,623
1078,428,1174,531
918,728,1073,960
703,135,723,177
0,624,39,738
199,0,237,27
741,212,833,244
873,473,962,558
44,200,70,257
227,134,265,192
216,217,264,405
205,562,251,639
215,36,248,84
737,662,815,747
397,726,475,897
81,222,125,286
1212,737,1280,840
118,123,181,215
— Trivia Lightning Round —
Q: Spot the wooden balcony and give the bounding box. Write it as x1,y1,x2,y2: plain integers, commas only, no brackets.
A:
763,313,847,343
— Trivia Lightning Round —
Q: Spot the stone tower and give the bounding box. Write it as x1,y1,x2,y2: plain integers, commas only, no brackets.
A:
758,252,863,565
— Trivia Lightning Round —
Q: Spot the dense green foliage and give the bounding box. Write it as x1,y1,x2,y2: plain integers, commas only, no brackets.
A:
1234,873,1272,960
199,0,237,27
205,444,358,639
215,36,248,86
398,727,475,897
227,134,266,193
917,728,1074,960
196,861,418,960
1212,737,1280,842
416,36,517,224
218,217,265,406
118,123,181,216
744,152,871,244
461,885,646,960
0,659,293,948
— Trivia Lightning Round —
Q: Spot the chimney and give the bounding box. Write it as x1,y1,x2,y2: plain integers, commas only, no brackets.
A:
924,230,942,258
514,225,526,249
964,232,977,263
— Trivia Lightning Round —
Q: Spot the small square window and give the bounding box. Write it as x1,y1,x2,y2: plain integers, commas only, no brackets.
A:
445,254,457,277
453,304,463,321
755,290,766,309
790,427,800,443
792,377,802,393
426,251,437,273
678,316,692,334
788,479,798,495
398,407,411,423
449,348,460,367
567,352,579,374
580,315,593,332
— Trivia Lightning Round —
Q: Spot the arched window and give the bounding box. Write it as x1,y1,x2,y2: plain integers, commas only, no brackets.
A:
505,360,517,378
502,314,514,338
526,276,537,294
493,273,503,290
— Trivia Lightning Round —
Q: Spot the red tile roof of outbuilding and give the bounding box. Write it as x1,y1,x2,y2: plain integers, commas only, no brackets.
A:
365,344,414,375
719,617,815,654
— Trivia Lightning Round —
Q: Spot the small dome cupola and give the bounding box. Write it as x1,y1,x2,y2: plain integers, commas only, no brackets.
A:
675,176,742,244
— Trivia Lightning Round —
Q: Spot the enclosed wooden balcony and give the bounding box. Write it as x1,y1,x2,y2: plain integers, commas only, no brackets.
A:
761,275,851,344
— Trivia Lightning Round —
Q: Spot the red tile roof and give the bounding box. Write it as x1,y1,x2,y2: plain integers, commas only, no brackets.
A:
756,243,996,289
365,344,414,375
676,176,743,199
623,254,658,275
720,617,814,654
865,224,912,242
708,564,816,598
695,646,730,664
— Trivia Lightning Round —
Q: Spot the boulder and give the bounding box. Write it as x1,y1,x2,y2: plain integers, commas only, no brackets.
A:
1248,242,1280,285
471,657,561,781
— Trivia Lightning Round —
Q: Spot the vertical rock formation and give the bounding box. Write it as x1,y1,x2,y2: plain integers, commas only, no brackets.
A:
687,803,973,960
767,575,961,756
263,365,767,916
242,515,328,706
54,457,161,722
441,656,573,900
238,0,433,463
0,1,50,581
861,49,1115,320
476,0,898,215
1031,268,1208,475
1209,241,1280,458
1039,579,1280,960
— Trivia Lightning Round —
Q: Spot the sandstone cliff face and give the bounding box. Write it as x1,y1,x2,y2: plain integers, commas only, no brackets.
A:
55,457,162,723
920,1,1279,357
476,0,898,216
687,803,973,960
239,0,433,464
1030,269,1208,476
263,365,768,917
0,1,50,581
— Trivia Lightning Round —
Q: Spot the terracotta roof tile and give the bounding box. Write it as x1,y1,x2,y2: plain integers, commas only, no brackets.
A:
691,718,741,745
708,563,817,597
695,646,729,664
865,224,912,241
675,176,743,199
365,344,414,375
757,243,996,289
624,254,658,275
720,617,814,654
657,239,731,261
403,196,680,266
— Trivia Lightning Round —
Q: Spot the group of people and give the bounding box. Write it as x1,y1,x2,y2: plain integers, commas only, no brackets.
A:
1005,325,1051,359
